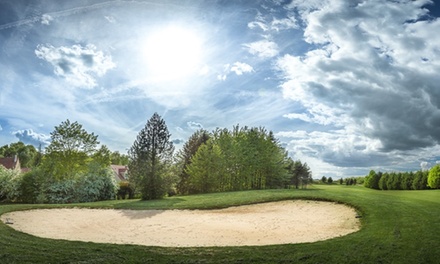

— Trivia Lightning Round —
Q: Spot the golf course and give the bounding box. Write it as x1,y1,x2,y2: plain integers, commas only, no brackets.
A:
1,184,439,263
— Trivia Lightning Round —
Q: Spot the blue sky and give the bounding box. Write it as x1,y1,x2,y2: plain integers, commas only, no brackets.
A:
1,0,440,178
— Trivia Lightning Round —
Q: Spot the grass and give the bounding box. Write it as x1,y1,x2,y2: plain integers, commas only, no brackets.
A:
1,185,439,263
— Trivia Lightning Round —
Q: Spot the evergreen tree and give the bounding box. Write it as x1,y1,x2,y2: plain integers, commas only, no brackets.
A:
176,129,210,194
128,113,174,200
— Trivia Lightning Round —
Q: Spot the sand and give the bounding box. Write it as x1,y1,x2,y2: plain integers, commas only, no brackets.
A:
1,200,360,247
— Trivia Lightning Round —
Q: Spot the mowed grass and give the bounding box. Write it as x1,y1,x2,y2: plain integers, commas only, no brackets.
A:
1,185,439,263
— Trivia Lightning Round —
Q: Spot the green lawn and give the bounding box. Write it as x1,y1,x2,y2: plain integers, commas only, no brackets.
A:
1,185,439,263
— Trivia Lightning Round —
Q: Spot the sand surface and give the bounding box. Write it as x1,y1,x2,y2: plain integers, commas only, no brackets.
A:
1,200,360,247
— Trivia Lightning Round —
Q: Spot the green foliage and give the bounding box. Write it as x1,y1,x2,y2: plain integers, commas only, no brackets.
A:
321,176,327,183
110,151,129,165
365,169,430,190
184,126,291,194
287,159,312,189
327,177,333,184
176,129,210,194
428,164,440,189
117,181,134,199
75,166,117,203
44,119,100,180
412,170,429,190
128,113,174,200
0,142,39,168
364,170,381,189
17,169,45,203
0,166,21,202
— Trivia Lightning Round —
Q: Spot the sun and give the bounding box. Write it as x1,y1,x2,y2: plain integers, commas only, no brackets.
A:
143,25,204,82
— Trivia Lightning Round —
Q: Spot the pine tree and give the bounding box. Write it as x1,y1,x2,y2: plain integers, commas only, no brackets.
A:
176,129,210,194
128,113,174,200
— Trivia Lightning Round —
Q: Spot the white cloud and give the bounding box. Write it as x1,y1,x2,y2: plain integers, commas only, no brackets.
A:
230,62,254,75
13,129,51,147
271,17,298,31
218,62,254,81
41,14,53,25
187,121,203,130
248,21,269,31
35,44,115,88
243,39,279,58
420,161,430,171
104,16,116,23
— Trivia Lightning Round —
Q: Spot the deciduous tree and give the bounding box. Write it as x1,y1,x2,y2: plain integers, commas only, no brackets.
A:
44,119,99,180
428,164,440,189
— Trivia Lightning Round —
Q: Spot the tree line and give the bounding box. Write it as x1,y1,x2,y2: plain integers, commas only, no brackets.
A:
1,113,312,203
128,113,312,199
363,167,440,190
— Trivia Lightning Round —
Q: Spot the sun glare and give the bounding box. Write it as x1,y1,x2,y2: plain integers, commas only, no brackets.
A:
143,26,204,81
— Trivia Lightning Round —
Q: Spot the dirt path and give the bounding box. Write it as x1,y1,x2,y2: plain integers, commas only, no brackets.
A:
1,200,360,247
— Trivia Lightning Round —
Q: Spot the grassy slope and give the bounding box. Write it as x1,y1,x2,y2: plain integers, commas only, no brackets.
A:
0,185,439,263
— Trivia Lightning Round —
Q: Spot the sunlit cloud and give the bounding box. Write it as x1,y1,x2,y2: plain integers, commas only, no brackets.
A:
41,14,53,25
243,39,279,58
13,129,51,147
35,44,115,88
218,62,254,80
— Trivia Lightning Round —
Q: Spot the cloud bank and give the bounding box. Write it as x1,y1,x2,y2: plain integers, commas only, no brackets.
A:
276,0,440,171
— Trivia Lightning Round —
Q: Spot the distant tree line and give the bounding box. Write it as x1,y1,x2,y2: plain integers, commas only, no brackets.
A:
363,166,440,190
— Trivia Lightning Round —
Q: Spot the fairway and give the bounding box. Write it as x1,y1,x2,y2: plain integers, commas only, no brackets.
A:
1,185,439,263
2,200,359,247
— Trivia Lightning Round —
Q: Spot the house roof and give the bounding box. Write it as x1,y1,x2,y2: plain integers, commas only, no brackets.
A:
110,165,128,181
0,156,19,170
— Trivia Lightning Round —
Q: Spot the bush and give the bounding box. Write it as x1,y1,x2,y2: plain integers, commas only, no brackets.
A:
0,166,21,202
18,170,43,203
75,167,117,203
117,181,135,199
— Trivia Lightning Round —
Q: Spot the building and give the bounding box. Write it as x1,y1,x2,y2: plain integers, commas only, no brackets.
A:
110,165,128,182
0,155,21,172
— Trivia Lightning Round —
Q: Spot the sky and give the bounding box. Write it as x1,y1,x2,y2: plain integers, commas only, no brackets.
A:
1,0,440,178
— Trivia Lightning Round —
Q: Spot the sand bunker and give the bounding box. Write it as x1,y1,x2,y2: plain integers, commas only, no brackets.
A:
1,200,360,247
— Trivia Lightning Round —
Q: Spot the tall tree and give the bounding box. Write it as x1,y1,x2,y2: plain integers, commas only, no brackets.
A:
128,113,174,200
176,129,210,194
44,119,99,180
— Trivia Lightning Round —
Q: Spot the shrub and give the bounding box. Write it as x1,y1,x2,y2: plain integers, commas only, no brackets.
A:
117,181,135,199
18,170,42,203
0,166,21,202
75,167,117,203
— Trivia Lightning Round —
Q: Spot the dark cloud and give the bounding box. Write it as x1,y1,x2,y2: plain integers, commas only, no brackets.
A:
278,0,440,168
